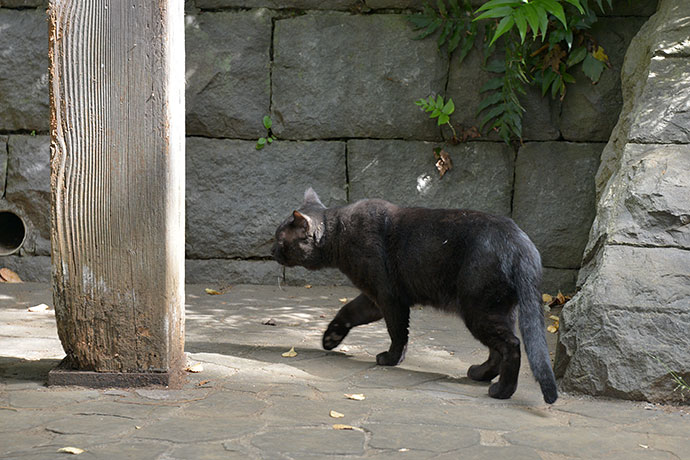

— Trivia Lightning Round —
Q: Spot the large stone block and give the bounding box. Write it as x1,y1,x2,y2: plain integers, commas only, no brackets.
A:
559,17,647,141
186,138,347,259
0,9,49,132
348,140,514,216
272,13,447,140
186,259,282,285
556,244,690,403
512,142,601,269
185,10,272,138
5,135,50,256
196,0,358,9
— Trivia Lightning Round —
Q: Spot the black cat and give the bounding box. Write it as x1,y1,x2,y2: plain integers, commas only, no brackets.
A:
272,188,558,403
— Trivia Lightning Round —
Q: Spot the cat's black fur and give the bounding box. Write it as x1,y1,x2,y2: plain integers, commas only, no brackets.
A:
272,188,558,403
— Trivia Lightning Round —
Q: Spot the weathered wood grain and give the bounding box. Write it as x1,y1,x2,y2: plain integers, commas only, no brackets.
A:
49,0,185,375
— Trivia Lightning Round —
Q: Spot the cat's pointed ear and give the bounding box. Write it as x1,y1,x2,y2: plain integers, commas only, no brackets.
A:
292,210,310,231
303,187,325,208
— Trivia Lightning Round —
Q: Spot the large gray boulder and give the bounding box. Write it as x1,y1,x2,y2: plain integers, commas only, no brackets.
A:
348,140,514,216
556,0,690,403
0,9,49,132
185,138,347,259
186,10,272,138
272,13,447,140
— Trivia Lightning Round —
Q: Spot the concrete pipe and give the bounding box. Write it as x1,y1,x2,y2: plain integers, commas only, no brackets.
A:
0,210,27,256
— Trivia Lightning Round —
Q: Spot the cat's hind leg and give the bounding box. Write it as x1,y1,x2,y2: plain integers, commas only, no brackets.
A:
467,315,521,400
467,348,501,382
323,294,383,350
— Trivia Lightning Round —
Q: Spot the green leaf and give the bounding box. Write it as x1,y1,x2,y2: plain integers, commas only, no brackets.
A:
407,14,434,29
485,59,506,73
474,0,520,14
566,46,587,67
539,0,567,29
438,20,454,48
438,113,450,125
582,52,606,82
256,138,267,150
535,4,549,39
480,77,504,92
562,0,585,14
436,94,444,108
541,69,558,96
414,17,443,40
449,0,462,17
551,74,562,98
442,98,455,115
476,91,503,114
447,25,463,53
267,137,273,143
562,71,576,84
430,108,442,118
457,29,476,64
513,8,528,43
437,0,447,17
480,103,507,130
522,3,541,39
489,15,515,46
263,115,272,130
474,6,514,21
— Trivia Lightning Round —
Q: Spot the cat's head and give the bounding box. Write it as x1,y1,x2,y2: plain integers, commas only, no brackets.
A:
272,188,328,269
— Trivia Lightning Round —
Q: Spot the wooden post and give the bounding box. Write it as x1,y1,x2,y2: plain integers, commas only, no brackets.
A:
48,0,185,387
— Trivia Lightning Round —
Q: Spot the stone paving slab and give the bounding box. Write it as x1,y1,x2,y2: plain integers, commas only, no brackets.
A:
0,282,687,459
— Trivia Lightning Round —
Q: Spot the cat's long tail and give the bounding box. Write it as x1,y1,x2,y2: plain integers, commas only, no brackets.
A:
515,236,559,404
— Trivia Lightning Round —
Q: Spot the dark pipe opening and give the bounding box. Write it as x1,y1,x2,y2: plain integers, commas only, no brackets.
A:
0,211,26,256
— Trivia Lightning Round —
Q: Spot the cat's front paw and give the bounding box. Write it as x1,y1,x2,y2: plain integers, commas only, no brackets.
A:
375,348,406,366
322,322,349,350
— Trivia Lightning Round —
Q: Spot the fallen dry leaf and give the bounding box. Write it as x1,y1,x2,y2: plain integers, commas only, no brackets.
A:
547,315,560,334
57,447,85,455
556,291,566,305
135,426,141,430
304,285,312,289
28,304,50,312
0,268,22,283
332,424,364,432
197,379,211,386
344,393,365,401
542,293,553,304
205,288,222,295
338,298,348,303
329,410,345,418
185,363,204,373
434,149,453,179
282,347,298,358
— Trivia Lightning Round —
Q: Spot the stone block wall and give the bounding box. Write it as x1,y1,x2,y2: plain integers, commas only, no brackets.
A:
0,0,656,294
